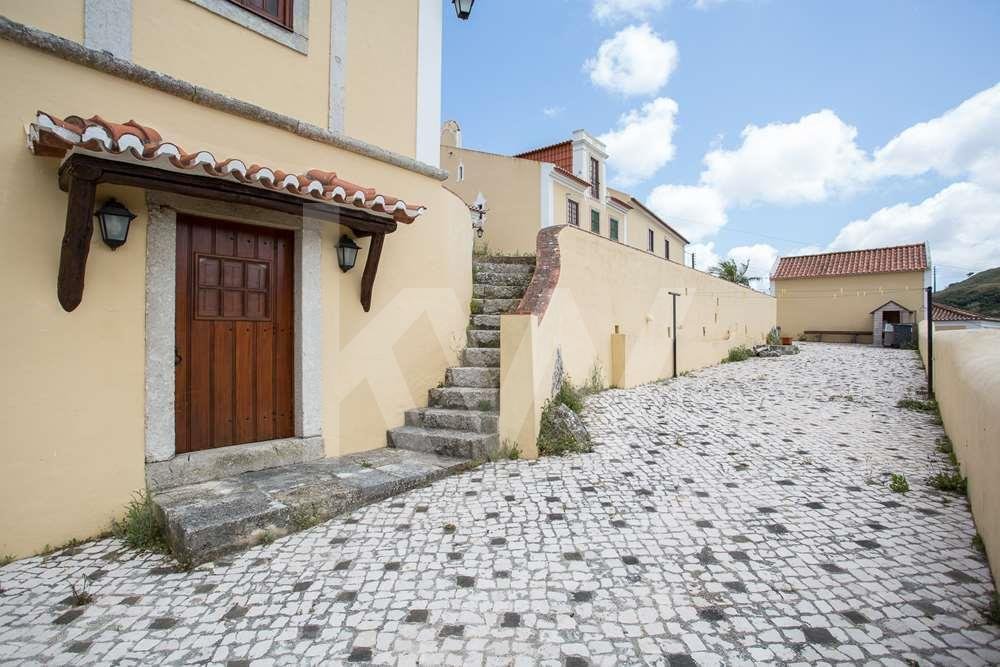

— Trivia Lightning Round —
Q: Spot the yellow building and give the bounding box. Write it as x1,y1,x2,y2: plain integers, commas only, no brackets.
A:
440,123,690,260
772,244,930,344
0,0,476,557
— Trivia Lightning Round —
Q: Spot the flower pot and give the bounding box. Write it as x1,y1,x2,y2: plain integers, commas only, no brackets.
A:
781,337,792,345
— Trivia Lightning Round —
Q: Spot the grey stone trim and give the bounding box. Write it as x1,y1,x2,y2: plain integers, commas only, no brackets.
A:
144,200,176,463
295,219,323,438
146,436,325,491
185,0,308,55
83,0,131,60
328,0,347,132
0,15,448,181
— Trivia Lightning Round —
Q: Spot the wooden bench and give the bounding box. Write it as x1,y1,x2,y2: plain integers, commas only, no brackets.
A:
803,330,873,343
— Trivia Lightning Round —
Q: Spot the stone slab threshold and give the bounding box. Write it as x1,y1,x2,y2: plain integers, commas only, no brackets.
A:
151,448,473,565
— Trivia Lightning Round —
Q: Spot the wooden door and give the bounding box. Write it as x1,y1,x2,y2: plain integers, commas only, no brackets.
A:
175,216,294,453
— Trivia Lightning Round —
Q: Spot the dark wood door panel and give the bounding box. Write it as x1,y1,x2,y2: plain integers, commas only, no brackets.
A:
175,216,294,454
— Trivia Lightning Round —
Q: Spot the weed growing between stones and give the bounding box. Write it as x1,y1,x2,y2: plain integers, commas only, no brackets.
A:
478,399,494,412
553,379,585,413
928,471,967,494
68,579,94,606
112,492,168,555
973,533,986,555
721,346,754,364
937,435,957,466
490,440,520,461
889,474,910,493
470,299,483,315
0,553,14,567
988,594,1000,626
897,398,943,424
290,504,326,531
582,360,606,395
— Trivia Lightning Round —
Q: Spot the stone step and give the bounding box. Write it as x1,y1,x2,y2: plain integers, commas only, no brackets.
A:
473,255,536,266
474,261,535,274
467,328,500,348
446,366,500,389
463,347,500,367
473,283,525,300
470,314,500,330
152,449,472,565
429,386,499,411
388,426,499,460
404,407,498,433
473,270,533,288
478,298,521,315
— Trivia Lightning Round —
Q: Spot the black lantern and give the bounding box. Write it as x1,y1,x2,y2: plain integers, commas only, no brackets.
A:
452,0,474,20
94,198,136,250
336,235,361,273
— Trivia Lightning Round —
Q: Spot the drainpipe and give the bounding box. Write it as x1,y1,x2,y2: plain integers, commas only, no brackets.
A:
669,291,681,377
926,286,934,399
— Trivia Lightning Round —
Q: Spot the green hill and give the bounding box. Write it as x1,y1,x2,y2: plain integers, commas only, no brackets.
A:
936,267,1000,317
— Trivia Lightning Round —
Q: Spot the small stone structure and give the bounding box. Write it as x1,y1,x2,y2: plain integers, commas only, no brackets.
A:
870,300,915,347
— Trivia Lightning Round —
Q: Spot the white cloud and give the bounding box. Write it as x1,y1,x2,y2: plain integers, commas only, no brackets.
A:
542,106,564,118
873,82,1000,189
828,182,1000,276
686,241,719,272
646,184,727,242
592,0,668,22
726,244,779,289
692,0,728,8
701,110,871,205
600,97,679,186
585,24,679,97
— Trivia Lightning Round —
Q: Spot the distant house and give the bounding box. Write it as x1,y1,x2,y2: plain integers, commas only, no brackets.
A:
932,302,1000,331
771,243,930,344
441,124,689,260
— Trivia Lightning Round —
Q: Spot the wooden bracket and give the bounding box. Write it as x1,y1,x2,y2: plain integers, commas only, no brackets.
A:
56,162,102,312
360,232,385,312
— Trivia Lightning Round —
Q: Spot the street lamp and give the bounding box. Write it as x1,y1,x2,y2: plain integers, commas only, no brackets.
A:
452,0,475,20
336,235,361,272
94,198,136,250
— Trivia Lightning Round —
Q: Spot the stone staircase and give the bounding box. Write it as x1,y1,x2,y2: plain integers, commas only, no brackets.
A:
387,256,536,460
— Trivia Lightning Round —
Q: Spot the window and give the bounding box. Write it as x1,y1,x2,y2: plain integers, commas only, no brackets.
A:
664,239,670,260
227,0,294,29
457,163,465,182
567,200,579,226
647,229,654,252
591,210,600,234
610,218,619,242
590,157,600,195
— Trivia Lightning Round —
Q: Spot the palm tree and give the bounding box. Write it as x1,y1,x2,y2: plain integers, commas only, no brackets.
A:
710,258,758,287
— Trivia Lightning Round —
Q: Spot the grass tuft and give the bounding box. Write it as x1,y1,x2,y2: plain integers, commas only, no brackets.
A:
937,435,958,466
889,474,910,493
68,579,94,606
0,554,14,567
553,379,585,414
973,533,986,555
111,492,169,554
721,346,754,364
928,471,967,495
290,504,326,531
988,594,1000,626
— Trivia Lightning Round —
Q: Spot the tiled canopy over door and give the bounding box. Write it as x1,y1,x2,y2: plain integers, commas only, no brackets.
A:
175,216,295,453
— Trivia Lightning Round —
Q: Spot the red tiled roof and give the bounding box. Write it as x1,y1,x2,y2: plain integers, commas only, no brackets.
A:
553,166,591,189
932,302,999,322
27,111,425,223
515,140,572,172
608,196,633,210
771,244,927,280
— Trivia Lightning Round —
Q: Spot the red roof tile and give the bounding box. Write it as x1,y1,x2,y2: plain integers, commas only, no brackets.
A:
515,140,572,172
932,302,999,322
553,166,591,189
27,111,425,223
772,244,927,280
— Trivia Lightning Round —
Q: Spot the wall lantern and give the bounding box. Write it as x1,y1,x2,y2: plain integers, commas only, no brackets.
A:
470,193,488,239
94,198,136,250
336,235,361,272
452,0,475,20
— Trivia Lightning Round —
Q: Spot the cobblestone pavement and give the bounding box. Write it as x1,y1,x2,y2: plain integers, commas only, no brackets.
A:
2,343,999,666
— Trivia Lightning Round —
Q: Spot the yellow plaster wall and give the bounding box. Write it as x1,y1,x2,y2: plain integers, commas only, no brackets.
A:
500,225,776,458
620,198,687,263
0,40,469,558
775,271,926,340
440,146,541,255
918,329,1000,583
1,0,84,43
345,0,419,157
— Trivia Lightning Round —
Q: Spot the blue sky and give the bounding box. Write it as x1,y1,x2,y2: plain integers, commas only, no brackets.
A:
442,0,1000,290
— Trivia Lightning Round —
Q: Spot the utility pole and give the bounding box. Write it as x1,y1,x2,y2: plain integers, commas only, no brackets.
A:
669,291,680,378
926,286,934,399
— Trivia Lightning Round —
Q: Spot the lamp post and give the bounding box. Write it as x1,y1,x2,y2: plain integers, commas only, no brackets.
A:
94,199,136,250
452,0,475,19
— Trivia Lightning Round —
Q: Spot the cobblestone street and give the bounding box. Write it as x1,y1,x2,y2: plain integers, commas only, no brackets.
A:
1,343,998,665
